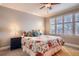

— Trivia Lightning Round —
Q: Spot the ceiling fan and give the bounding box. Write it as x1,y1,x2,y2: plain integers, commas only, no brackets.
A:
40,3,60,10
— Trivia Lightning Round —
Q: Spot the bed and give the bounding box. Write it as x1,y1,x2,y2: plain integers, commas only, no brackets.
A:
22,35,64,56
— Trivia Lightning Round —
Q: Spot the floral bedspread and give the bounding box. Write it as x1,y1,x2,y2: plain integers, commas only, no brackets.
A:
22,35,64,56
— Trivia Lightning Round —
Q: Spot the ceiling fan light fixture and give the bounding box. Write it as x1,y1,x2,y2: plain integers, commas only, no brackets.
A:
40,3,60,10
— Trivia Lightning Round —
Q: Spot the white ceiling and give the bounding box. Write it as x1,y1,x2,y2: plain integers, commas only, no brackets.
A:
0,3,79,17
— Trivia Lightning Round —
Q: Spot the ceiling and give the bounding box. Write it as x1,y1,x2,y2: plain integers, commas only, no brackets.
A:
0,3,79,17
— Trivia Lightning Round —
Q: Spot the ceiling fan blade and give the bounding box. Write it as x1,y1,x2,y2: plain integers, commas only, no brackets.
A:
51,3,60,5
40,3,48,5
40,6,45,9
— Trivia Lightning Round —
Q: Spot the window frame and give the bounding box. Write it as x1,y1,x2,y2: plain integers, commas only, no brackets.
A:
50,18,56,34
50,12,79,36
56,16,63,34
63,14,73,35
74,12,79,35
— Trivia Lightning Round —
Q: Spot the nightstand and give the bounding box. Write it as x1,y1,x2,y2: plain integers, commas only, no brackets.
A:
10,37,22,50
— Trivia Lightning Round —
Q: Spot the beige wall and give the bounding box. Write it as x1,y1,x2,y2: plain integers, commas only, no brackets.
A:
45,7,79,45
44,18,50,35
0,6,44,47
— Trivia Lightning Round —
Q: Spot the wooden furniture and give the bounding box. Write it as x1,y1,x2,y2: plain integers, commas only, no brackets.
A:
10,37,22,50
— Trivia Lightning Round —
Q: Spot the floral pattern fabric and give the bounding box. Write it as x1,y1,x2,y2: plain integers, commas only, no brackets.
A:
22,35,64,55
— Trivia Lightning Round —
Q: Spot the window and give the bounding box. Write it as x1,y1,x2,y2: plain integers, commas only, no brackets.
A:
75,13,79,35
64,23,72,34
57,24,62,34
64,14,72,22
50,18,55,34
75,13,79,21
56,16,63,34
50,18,55,24
64,14,73,35
57,16,62,24
49,12,79,36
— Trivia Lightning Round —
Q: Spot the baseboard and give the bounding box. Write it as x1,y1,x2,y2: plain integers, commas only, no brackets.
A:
65,43,79,49
0,46,10,51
